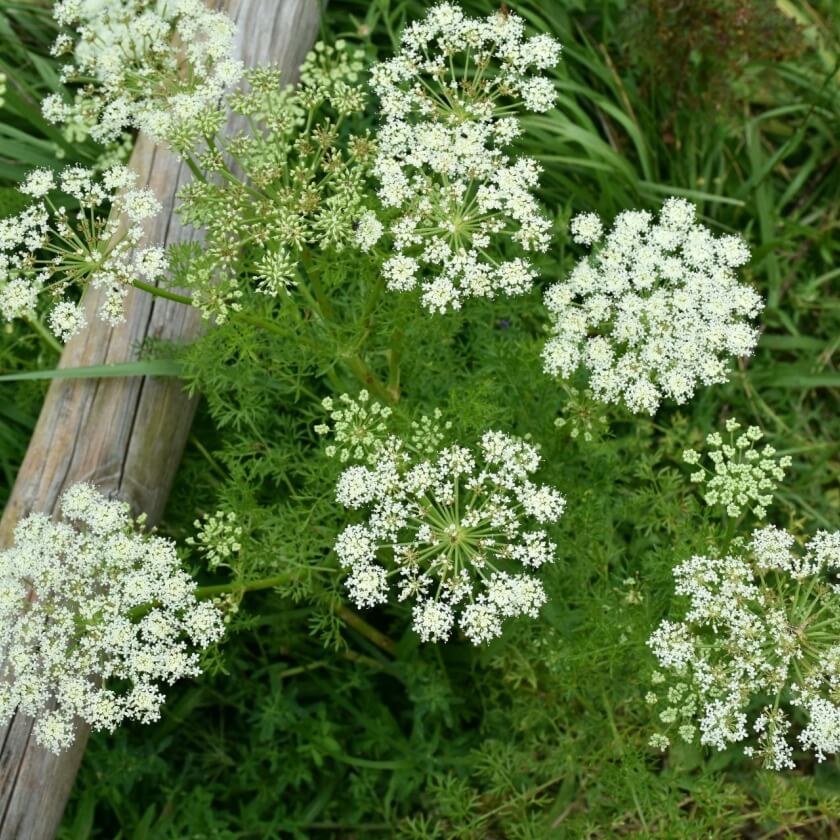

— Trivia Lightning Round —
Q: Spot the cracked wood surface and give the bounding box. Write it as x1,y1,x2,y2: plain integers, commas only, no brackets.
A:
0,1,320,836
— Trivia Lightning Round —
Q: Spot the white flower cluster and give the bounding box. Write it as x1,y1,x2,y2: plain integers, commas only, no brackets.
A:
45,0,242,143
367,3,561,313
333,429,565,645
648,526,840,770
683,419,791,518
0,164,163,340
543,198,762,414
0,484,223,754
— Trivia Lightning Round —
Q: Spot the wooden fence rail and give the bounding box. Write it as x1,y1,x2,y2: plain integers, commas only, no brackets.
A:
0,1,320,835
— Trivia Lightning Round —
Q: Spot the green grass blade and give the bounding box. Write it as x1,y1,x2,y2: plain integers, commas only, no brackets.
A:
0,360,183,383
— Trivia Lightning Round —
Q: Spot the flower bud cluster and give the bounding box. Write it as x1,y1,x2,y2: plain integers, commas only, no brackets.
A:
683,418,791,518
315,390,394,464
315,390,454,467
553,385,610,443
542,198,762,414
0,484,223,754
175,42,375,322
187,510,243,571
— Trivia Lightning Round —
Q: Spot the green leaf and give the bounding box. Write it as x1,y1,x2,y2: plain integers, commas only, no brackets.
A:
0,359,183,383
751,367,840,389
637,181,746,207
758,334,829,351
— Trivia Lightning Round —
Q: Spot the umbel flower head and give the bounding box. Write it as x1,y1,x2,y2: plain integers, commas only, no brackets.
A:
44,0,243,144
0,484,223,754
314,390,394,464
0,164,163,341
174,41,374,323
315,390,452,465
186,510,243,572
333,429,565,645
683,418,791,518
542,198,762,414
366,3,561,313
647,526,840,770
553,385,610,444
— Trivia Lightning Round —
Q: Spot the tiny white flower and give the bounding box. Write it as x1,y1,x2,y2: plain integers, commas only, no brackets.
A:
20,169,56,198
569,211,603,246
48,300,87,342
355,210,384,252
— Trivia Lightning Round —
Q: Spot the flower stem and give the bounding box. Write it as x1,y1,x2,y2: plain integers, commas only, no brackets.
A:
127,569,397,656
386,327,403,403
335,604,397,655
26,316,62,354
195,580,397,656
300,251,337,322
195,573,293,600
131,275,392,403
235,311,286,337
343,354,392,404
131,278,193,306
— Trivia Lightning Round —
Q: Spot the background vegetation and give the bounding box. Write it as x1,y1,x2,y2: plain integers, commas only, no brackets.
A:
1,0,839,836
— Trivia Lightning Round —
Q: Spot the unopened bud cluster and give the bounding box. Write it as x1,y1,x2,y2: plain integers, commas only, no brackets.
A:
683,418,791,518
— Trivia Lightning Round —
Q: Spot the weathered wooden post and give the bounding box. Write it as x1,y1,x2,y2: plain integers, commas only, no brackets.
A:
0,1,320,836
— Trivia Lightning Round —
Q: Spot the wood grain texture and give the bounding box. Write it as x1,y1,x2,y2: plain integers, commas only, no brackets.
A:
0,2,321,836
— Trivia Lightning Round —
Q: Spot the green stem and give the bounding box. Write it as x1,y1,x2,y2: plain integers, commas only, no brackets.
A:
195,581,397,657
336,605,396,656
360,273,385,323
131,278,193,306
275,661,328,680
234,311,286,337
188,435,227,482
386,327,403,403
721,514,740,551
293,278,327,321
195,573,293,600
26,316,62,354
183,153,209,184
344,354,392,403
234,308,390,401
300,251,337,322
295,252,393,402
133,270,392,403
